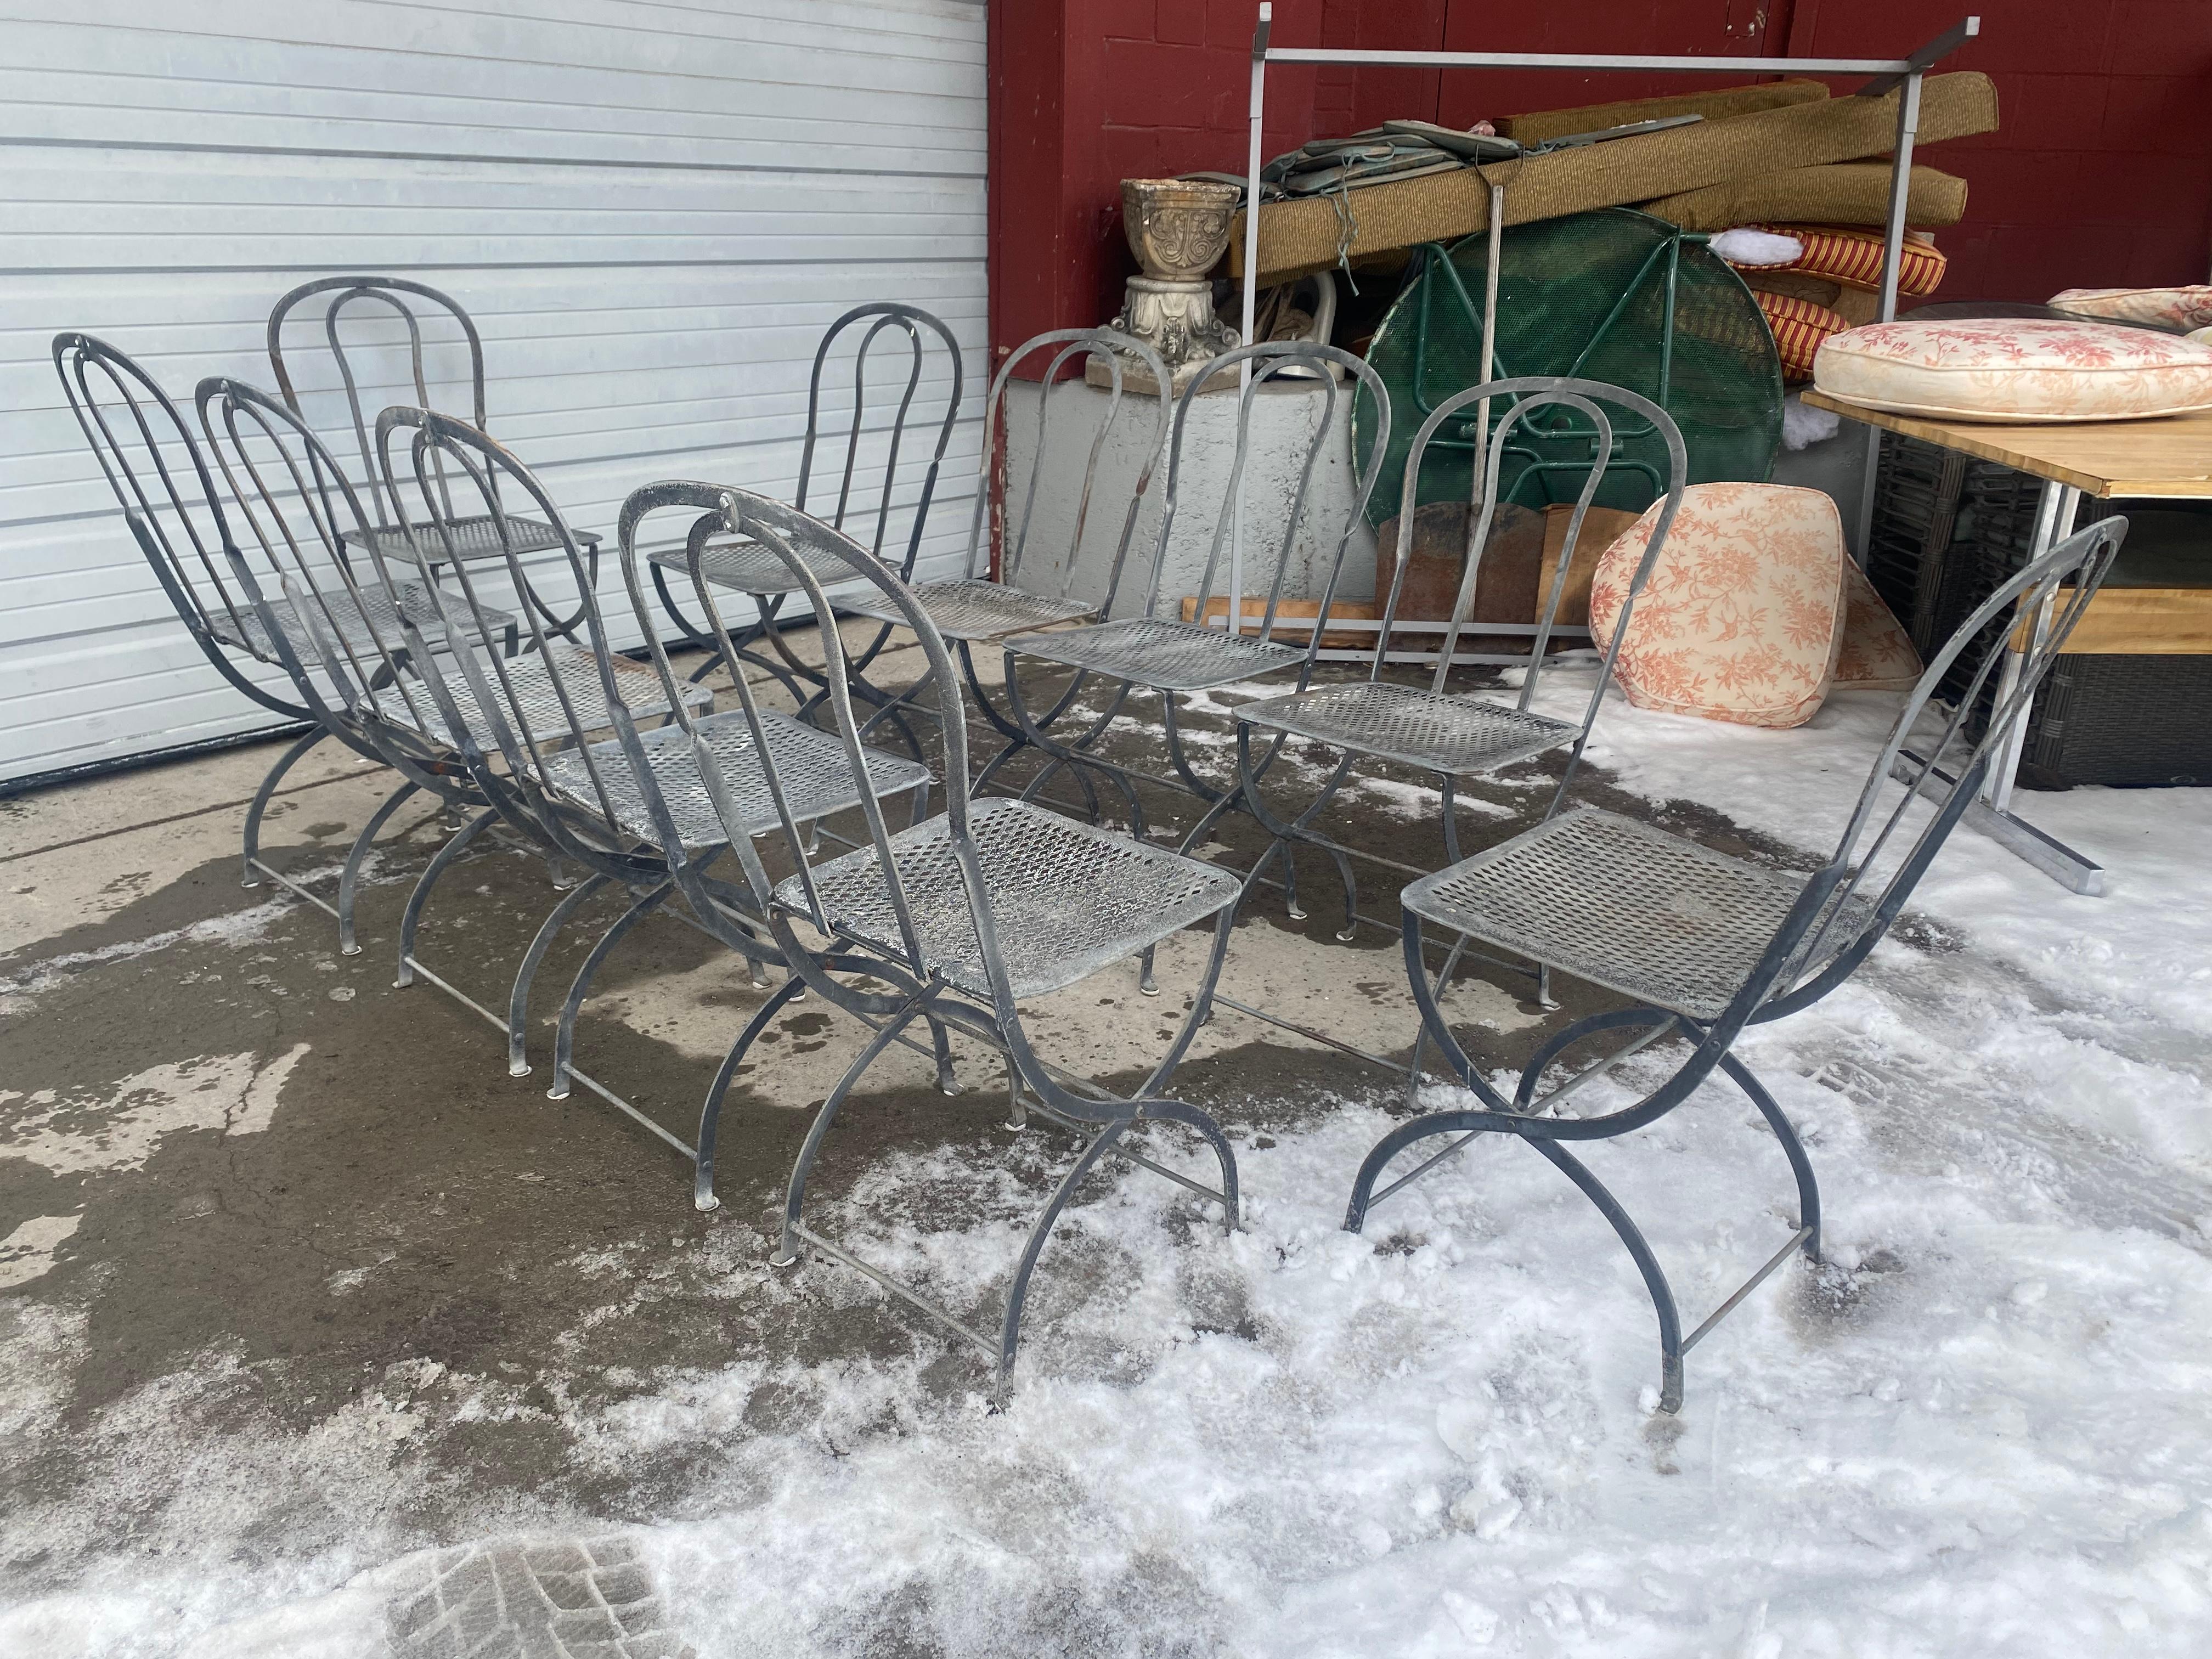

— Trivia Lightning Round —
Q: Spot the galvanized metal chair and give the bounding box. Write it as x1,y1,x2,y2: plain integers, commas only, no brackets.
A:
360,409,745,1099
655,481,1245,1382
1229,378,1686,949
50,332,510,946
645,302,963,714
832,326,1172,793
268,275,602,639
1346,514,2128,1413
190,373,527,952
992,340,1390,985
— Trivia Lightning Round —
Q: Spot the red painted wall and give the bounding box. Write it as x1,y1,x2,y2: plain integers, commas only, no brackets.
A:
988,1,2212,360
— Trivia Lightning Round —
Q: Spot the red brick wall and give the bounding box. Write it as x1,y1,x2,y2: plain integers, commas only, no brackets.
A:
1779,0,2212,304
988,1,2212,360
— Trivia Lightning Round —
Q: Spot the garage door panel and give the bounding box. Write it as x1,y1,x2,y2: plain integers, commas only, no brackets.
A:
0,0,988,785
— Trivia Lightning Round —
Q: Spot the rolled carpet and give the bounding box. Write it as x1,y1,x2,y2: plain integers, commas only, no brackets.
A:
1641,163,1968,232
1233,74,1996,282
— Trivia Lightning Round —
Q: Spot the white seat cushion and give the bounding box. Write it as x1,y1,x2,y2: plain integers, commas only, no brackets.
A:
1814,318,2212,423
2047,285,2212,333
1589,482,1846,730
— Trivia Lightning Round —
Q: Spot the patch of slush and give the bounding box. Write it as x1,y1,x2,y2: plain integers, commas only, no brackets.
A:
0,1043,310,1177
0,894,299,1016
0,1215,83,1291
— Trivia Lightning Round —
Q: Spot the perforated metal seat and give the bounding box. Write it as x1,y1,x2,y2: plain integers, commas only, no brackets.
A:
646,531,863,596
1402,808,1873,1023
207,577,515,663
839,577,1094,642
543,708,931,849
344,515,600,561
368,643,710,749
776,797,1243,1000
1239,680,1578,776
1004,617,1305,693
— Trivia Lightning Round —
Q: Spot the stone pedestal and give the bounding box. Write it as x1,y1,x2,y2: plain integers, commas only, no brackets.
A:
1092,178,1242,396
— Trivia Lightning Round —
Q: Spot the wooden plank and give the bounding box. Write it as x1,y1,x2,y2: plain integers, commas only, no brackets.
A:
1801,391,2212,500
2014,588,2212,656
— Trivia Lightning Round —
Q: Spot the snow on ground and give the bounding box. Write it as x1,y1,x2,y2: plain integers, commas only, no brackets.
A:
5,685,2212,1656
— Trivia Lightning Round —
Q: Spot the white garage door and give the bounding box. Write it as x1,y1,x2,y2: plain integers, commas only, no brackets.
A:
0,0,986,789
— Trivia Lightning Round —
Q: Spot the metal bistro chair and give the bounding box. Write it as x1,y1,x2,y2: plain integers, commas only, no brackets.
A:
363,409,736,1107
51,333,515,945
191,374,526,953
645,303,963,716
1231,379,1686,967
657,482,1245,1381
996,342,1391,912
833,325,1173,802
1346,514,2128,1414
268,276,603,639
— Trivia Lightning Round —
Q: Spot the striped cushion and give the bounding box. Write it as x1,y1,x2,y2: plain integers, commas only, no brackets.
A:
1732,223,1948,296
1753,289,1852,381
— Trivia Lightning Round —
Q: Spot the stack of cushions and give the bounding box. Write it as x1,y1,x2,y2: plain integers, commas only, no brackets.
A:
1587,483,1921,730
1714,225,1949,380
2046,286,2212,334
1813,318,2212,422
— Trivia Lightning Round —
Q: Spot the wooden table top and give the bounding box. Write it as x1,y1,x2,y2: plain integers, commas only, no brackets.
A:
1799,391,2212,500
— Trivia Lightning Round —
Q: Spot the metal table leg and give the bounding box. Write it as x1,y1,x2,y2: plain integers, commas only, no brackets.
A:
1957,479,2104,895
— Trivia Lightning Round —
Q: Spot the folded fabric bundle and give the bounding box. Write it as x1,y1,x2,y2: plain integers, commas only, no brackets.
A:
1753,289,1854,382
1640,163,1968,232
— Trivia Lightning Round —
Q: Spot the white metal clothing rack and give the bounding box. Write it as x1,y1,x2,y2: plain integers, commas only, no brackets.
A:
1222,4,1983,639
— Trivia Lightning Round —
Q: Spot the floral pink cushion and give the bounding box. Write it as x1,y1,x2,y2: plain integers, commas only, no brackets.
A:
1814,318,2212,423
1833,558,1922,691
1589,483,1846,730
2048,285,2212,332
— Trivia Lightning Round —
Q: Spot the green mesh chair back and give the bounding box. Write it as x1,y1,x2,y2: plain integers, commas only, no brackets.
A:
1356,207,1782,522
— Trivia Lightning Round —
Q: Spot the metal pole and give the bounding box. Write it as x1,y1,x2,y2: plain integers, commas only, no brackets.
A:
1476,180,1503,504
1853,67,1926,566
1987,482,2078,815
1233,2,1272,641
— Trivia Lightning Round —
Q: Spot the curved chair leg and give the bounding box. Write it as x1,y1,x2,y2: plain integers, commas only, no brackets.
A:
506,872,612,1076
336,779,419,956
924,1017,961,1096
1526,1137,1686,1414
774,1002,929,1266
1137,1101,1241,1231
548,881,674,1099
1719,1051,1822,1262
1324,842,1359,943
240,726,329,888
693,972,809,1212
394,808,498,988
997,1119,1129,1381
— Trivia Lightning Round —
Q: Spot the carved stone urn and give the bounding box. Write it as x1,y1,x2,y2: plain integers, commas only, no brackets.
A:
1089,178,1242,394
